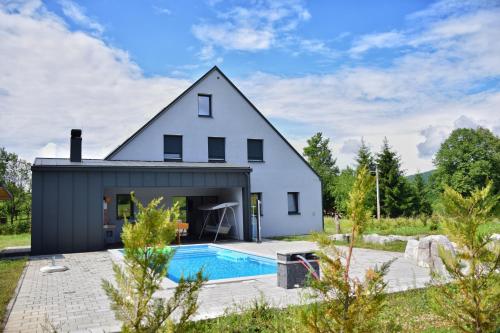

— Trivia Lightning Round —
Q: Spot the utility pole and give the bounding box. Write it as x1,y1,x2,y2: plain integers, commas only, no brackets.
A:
376,165,381,220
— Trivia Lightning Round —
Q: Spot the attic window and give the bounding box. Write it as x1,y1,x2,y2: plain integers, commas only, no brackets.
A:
198,94,212,117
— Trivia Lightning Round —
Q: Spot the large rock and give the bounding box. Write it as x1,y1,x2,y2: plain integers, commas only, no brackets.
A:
404,239,419,260
404,235,455,276
362,234,417,244
329,234,350,242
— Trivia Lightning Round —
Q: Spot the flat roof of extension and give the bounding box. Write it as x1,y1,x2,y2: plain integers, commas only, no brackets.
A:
32,158,252,172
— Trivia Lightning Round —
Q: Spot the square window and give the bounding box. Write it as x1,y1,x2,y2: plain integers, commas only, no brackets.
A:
251,193,263,216
247,139,263,162
208,137,225,161
287,192,299,214
198,94,212,117
164,135,182,161
116,194,134,219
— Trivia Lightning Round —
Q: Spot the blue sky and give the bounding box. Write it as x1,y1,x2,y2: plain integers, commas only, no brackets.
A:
1,0,499,173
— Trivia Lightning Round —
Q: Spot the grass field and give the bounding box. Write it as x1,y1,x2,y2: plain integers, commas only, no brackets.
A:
0,258,26,324
185,287,454,332
0,234,31,251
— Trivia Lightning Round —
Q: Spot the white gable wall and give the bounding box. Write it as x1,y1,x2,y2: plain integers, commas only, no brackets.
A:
109,69,322,237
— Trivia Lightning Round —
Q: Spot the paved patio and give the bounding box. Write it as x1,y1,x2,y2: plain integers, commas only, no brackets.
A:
3,240,431,332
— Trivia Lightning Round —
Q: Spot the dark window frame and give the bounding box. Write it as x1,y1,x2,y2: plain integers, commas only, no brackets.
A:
198,94,212,117
164,135,183,162
247,139,264,162
116,194,134,220
287,192,300,215
251,192,263,216
208,137,226,162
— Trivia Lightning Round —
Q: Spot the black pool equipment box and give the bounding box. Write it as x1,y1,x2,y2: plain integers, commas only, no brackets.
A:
277,251,320,289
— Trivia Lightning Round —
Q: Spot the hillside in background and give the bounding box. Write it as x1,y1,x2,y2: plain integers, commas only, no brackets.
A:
406,170,435,183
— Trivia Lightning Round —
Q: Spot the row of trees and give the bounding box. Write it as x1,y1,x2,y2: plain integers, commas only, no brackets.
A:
0,148,32,223
303,127,500,217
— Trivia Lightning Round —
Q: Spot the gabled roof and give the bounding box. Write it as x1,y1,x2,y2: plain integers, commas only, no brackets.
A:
104,66,320,180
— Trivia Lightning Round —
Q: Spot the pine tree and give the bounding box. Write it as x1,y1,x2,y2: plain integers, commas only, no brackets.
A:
410,172,432,216
355,139,376,215
355,138,375,172
375,138,407,217
102,194,205,332
303,133,339,213
302,167,393,332
430,183,500,332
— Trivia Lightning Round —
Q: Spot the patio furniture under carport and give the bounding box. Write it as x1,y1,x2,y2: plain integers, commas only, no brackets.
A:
198,202,239,242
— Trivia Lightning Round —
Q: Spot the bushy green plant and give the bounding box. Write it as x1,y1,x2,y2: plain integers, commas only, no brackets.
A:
302,167,393,332
0,219,31,235
102,193,205,333
430,183,500,332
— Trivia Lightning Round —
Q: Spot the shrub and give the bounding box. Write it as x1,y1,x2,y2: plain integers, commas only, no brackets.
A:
102,193,205,332
0,219,31,235
302,167,394,332
430,183,500,332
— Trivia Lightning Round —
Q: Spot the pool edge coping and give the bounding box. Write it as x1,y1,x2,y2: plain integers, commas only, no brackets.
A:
107,244,278,289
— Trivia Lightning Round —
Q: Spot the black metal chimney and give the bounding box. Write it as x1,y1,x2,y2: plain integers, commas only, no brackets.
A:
70,129,82,162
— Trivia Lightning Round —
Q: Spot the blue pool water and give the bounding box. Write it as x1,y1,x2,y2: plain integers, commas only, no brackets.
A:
166,245,277,282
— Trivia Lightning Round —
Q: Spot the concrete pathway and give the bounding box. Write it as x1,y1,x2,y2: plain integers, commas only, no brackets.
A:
3,240,431,333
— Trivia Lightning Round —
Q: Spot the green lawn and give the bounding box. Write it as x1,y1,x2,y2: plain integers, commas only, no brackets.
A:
0,258,26,324
0,234,31,251
185,288,455,332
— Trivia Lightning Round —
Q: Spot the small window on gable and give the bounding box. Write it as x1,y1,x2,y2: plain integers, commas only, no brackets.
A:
117,194,134,219
208,137,225,162
198,94,212,117
164,135,182,161
247,139,264,162
287,192,299,215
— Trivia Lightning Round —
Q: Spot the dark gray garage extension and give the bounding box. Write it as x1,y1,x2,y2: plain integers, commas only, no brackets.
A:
31,159,252,255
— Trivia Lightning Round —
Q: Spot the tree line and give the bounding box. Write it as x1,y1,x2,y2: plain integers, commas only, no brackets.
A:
303,127,500,217
0,148,32,224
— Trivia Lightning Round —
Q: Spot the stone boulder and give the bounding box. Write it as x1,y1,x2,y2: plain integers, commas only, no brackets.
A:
404,239,419,260
328,234,350,242
404,235,455,276
362,234,417,245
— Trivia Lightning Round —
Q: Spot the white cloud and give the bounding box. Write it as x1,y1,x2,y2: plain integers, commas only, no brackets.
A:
1,0,499,176
454,115,478,129
152,5,171,15
340,139,361,154
59,0,104,34
349,31,404,55
191,0,311,59
0,1,189,162
237,2,500,173
193,24,274,51
417,126,448,158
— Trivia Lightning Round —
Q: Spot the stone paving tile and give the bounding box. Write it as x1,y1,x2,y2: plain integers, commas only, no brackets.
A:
4,240,431,332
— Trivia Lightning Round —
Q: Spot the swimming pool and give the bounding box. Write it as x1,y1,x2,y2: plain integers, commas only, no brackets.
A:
166,245,276,282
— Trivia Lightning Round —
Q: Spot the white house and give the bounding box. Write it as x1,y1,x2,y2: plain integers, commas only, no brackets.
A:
31,66,322,254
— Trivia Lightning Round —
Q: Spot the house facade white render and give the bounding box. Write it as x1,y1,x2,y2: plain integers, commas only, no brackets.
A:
106,67,322,237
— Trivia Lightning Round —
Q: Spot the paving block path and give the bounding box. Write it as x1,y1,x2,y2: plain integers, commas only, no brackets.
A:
3,240,431,332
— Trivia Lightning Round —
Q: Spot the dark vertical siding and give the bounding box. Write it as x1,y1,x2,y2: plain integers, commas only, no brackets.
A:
31,172,43,253
58,172,73,252
87,172,103,250
42,172,58,253
31,167,251,254
72,172,88,253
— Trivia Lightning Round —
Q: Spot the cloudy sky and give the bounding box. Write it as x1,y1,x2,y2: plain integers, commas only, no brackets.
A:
0,0,499,174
